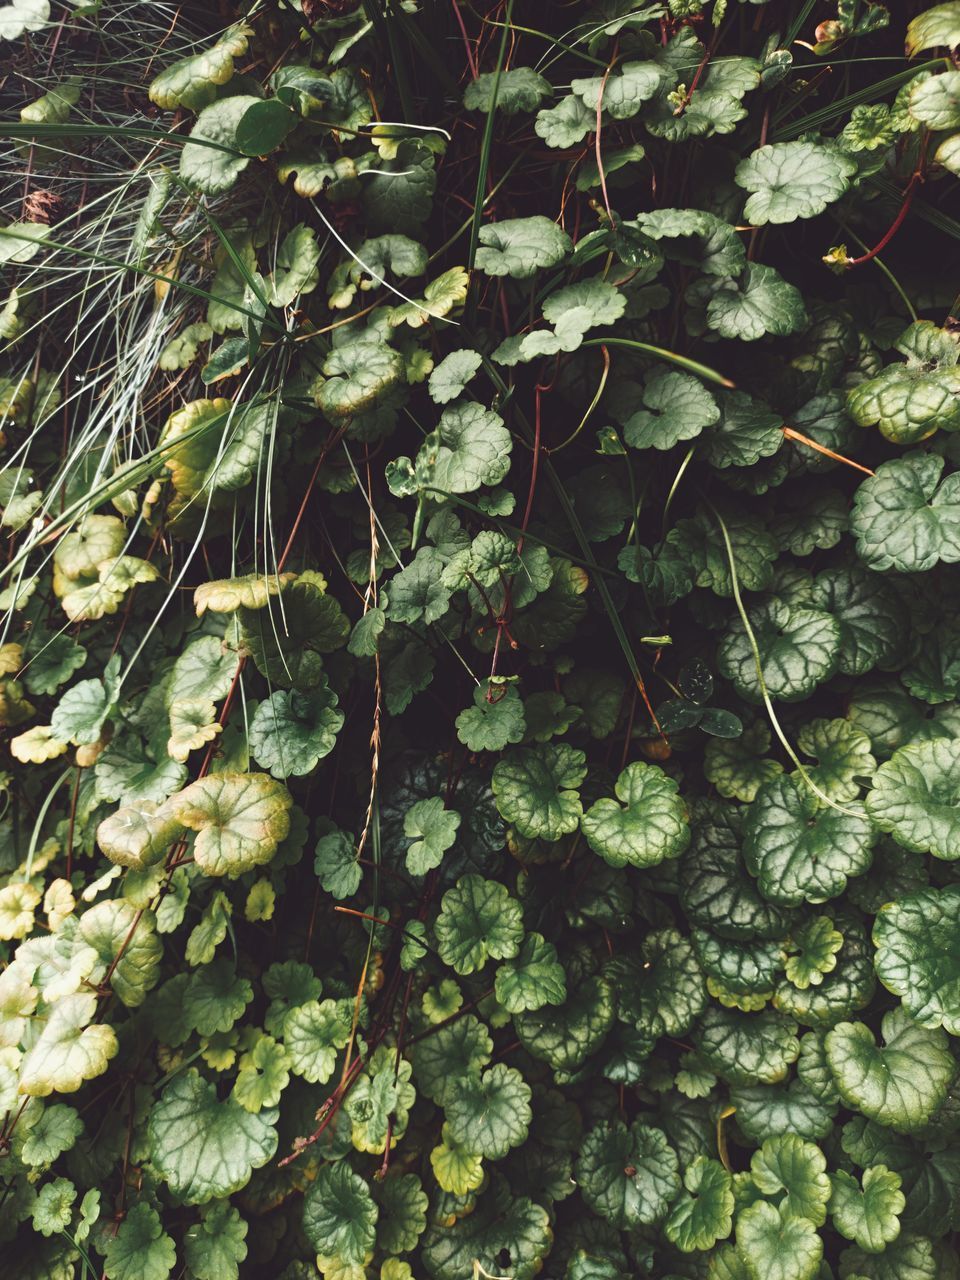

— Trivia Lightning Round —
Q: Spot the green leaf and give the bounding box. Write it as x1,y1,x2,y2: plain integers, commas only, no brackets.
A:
775,915,876,1028
719,598,841,704
97,799,184,870
444,1063,532,1158
79,899,162,1007
622,369,719,451
847,324,960,444
839,1235,939,1280
248,684,343,779
841,104,898,152
183,960,252,1035
388,265,468,328
104,1203,176,1280
435,873,523,975
694,929,780,1000
403,796,460,875
698,390,782,470
696,1006,800,1085
841,1118,960,1238
907,3,960,54
419,1181,551,1280
0,219,50,263
346,1044,415,1154
456,684,526,752
264,223,320,306
494,932,566,1013
571,61,663,119
347,607,385,657
616,931,706,1039
51,669,116,745
735,140,856,225
750,1133,831,1224
234,97,296,157
19,993,118,1096
464,67,550,114
812,567,907,677
866,739,960,860
386,549,451,624
492,744,585,840
873,887,960,1035
149,24,249,110
362,140,436,234
851,454,960,572
283,998,351,1083
582,760,689,869
636,207,744,277
240,575,349,690
423,400,512,495
668,508,777,596
681,811,791,940
535,94,594,148
20,1104,82,1167
705,721,783,802
826,1009,955,1132
541,279,626,344
736,1201,822,1280
410,1015,492,1107
166,635,236,708
180,96,256,195
475,216,573,279
700,264,807,341
376,1172,427,1255
664,1155,734,1251
428,349,482,405
515,974,615,1072
313,827,361,899
317,340,405,429
169,771,292,876
785,917,844,989
302,1161,378,1265
732,1080,836,1144
744,775,876,906
183,1202,249,1280
233,1035,289,1112
23,634,86,696
910,71,960,129
147,1068,277,1203
831,1165,905,1252
576,1121,680,1228
32,1178,76,1237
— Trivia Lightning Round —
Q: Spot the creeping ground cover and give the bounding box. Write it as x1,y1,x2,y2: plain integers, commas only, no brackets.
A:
4,0,960,1276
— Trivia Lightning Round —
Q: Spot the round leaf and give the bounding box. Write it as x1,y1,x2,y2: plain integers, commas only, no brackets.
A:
576,1121,680,1228
866,739,960,860
581,761,689,869
873,887,960,1035
302,1161,378,1265
147,1069,278,1203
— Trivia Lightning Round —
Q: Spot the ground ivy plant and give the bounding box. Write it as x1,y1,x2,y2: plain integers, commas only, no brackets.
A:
2,1,960,1277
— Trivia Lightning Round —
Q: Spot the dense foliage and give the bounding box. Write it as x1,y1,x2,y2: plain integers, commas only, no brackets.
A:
2,0,960,1276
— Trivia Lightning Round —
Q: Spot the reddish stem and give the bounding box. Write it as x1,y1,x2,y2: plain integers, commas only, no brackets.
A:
594,42,619,224
844,172,921,268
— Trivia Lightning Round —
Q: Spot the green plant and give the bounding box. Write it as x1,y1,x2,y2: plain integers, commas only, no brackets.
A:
2,1,960,1277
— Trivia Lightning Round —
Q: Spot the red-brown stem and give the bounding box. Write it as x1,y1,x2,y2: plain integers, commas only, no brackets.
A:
675,26,719,116
843,172,920,268
451,0,479,78
594,43,619,224
277,1054,366,1167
